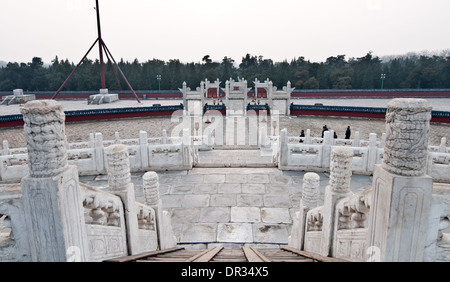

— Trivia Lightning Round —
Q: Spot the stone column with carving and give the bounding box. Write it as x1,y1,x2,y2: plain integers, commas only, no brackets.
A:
20,100,89,261
288,172,320,250
105,144,140,254
320,147,353,257
367,98,433,262
143,171,177,249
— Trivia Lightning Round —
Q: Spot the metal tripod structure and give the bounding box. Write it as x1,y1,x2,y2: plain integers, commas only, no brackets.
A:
52,0,141,103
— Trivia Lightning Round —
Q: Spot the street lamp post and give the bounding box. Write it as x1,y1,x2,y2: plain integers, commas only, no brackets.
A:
380,74,386,89
156,75,161,91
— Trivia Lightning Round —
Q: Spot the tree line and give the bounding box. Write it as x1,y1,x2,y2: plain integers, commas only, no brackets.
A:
1,51,450,92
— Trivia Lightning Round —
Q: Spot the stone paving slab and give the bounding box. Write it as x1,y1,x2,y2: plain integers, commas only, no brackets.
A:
217,223,253,243
199,207,230,223
231,207,261,223
180,223,217,243
261,208,292,224
253,223,290,244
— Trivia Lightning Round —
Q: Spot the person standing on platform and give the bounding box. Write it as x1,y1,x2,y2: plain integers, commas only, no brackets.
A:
345,126,351,139
321,125,328,138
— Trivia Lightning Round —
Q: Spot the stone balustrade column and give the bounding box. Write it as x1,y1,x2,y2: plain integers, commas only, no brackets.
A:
288,172,320,250
142,171,177,249
105,144,140,254
320,147,353,257
279,128,288,167
139,130,149,169
20,100,88,261
21,100,68,177
143,171,160,207
321,131,333,169
367,133,378,172
367,98,433,262
302,172,320,209
94,133,104,173
106,144,131,192
2,140,9,155
382,99,432,176
329,147,353,194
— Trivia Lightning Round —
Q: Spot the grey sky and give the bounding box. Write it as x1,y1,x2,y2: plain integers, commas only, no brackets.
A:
1,0,449,64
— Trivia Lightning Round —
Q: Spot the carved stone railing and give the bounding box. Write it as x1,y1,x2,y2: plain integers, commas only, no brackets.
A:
83,184,123,227
304,206,323,254
333,188,372,261
0,128,196,182
290,98,450,262
81,183,128,261
0,100,177,262
424,183,450,262
0,184,29,261
307,207,324,232
278,128,449,182
336,188,371,230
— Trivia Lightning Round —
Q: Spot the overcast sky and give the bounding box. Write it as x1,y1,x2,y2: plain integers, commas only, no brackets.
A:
1,0,450,64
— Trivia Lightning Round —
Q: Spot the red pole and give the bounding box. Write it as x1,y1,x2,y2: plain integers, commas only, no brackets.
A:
103,44,123,91
51,39,99,100
96,0,106,89
103,42,141,103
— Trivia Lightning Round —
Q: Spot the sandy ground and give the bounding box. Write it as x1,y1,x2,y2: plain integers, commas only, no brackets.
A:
1,114,449,149
1,98,449,148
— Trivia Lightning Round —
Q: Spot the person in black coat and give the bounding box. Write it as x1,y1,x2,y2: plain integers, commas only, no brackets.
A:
345,126,351,139
299,130,305,143
321,125,328,138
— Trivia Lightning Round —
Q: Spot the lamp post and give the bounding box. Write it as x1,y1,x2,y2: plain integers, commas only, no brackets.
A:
156,75,161,91
380,73,386,89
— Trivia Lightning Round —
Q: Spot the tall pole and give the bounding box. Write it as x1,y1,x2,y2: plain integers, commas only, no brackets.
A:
52,0,141,103
381,73,386,89
96,0,106,89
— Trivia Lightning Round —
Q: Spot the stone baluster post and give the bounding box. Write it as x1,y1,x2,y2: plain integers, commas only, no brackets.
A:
88,133,95,149
114,132,120,144
439,137,447,153
288,172,320,250
322,131,333,169
279,128,288,167
105,144,140,255
162,129,168,144
143,171,177,249
259,125,267,149
139,130,149,169
367,98,433,262
2,140,9,155
379,133,386,148
320,147,353,257
353,131,360,147
367,133,378,172
94,132,104,174
305,129,312,144
20,100,89,261
182,128,194,168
